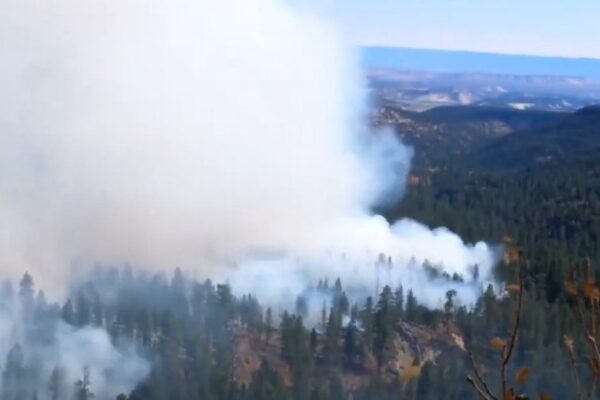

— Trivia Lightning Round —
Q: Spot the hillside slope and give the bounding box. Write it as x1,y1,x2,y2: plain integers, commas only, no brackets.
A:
473,105,600,170
373,105,564,167
232,321,463,391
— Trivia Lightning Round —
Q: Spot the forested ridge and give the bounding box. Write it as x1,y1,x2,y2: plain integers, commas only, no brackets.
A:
0,264,538,400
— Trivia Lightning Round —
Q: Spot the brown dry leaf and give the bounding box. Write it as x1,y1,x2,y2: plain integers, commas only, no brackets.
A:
506,283,520,294
584,280,600,300
502,235,514,244
539,395,552,400
516,367,531,384
491,337,506,350
504,388,516,400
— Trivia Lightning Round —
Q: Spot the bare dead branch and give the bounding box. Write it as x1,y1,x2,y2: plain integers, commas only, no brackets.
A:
466,246,525,400
466,376,495,400
501,255,525,398
564,334,583,400
468,351,497,400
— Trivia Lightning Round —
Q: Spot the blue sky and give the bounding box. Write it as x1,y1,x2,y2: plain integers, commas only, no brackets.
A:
295,0,600,59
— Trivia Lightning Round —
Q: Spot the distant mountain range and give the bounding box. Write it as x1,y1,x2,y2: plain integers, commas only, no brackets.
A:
363,47,600,80
366,48,600,173
367,68,600,112
373,104,566,165
474,105,600,170
375,103,600,172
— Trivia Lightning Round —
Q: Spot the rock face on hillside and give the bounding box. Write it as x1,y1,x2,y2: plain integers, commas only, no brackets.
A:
376,321,462,384
232,321,463,391
233,329,292,387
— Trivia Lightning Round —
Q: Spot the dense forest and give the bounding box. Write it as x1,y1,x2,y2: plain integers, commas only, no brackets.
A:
2,105,600,400
0,265,533,400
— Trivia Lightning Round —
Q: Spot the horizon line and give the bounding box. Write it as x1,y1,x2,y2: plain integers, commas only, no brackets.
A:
360,44,600,63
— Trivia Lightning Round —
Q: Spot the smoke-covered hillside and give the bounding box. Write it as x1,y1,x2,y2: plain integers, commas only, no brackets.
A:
1,0,599,399
0,248,585,400
4,267,473,400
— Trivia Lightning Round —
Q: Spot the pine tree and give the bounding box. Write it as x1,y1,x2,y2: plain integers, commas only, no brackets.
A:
310,328,318,354
62,299,75,325
444,289,457,321
48,365,67,400
360,297,374,352
296,296,308,318
394,285,404,319
248,360,288,400
19,272,35,315
2,344,26,400
265,307,273,344
416,361,437,400
405,289,419,322
343,323,358,366
374,286,394,373
324,308,342,366
74,366,95,400
76,289,92,327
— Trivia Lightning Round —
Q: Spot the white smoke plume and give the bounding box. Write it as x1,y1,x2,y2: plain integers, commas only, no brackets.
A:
0,0,498,319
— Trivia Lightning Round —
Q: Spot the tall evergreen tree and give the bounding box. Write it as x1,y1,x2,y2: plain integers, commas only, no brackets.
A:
74,366,95,400
48,364,67,400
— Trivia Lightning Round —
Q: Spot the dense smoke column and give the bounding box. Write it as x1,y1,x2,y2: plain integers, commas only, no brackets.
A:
0,0,497,302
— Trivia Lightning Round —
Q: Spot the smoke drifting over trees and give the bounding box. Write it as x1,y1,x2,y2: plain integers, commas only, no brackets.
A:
0,274,149,400
1,0,499,397
0,0,496,306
